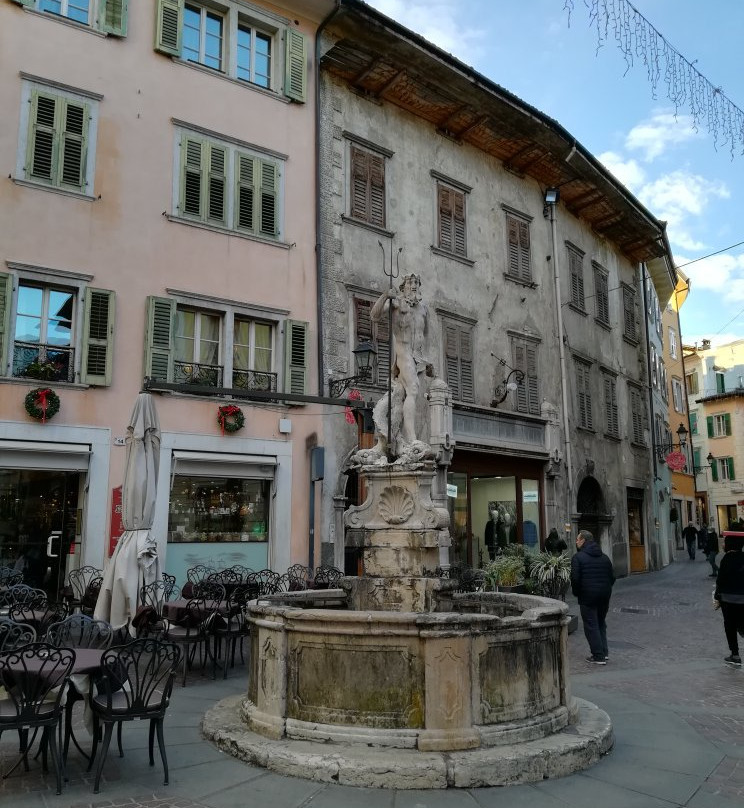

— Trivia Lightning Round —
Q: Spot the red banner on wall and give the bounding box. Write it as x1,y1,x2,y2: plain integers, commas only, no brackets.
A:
109,485,124,557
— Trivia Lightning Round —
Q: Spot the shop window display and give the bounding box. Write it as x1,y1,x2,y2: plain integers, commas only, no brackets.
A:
168,476,269,543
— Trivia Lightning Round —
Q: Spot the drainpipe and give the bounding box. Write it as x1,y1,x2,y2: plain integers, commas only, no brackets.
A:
314,1,342,395
547,201,573,528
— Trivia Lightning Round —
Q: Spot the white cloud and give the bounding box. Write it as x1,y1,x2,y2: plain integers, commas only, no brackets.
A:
365,0,485,64
597,151,646,191
676,252,744,292
637,170,729,251
625,111,702,161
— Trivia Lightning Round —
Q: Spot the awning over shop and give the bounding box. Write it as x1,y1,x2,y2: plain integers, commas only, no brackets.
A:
170,450,277,479
0,439,91,471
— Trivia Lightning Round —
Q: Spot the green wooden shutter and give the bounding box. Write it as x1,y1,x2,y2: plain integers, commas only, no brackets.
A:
259,160,278,236
693,448,701,471
711,459,719,482
144,296,175,382
27,91,58,183
284,319,308,395
728,457,736,480
689,412,697,434
100,0,128,36
235,153,255,232
155,0,183,56
284,29,306,102
0,272,12,375
707,415,714,438
81,288,115,386
724,412,732,435
207,144,227,225
181,136,204,218
59,100,88,191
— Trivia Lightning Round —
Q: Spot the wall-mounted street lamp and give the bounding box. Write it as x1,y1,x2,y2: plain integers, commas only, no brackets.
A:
658,422,689,458
328,340,377,398
491,355,525,406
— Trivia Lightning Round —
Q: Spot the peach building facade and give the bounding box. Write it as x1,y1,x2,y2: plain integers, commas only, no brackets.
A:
0,0,333,593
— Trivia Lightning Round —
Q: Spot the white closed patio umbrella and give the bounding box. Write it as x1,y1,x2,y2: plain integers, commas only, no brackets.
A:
95,392,161,635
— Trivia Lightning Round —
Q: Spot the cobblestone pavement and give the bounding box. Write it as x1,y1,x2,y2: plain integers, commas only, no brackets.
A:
2,549,743,807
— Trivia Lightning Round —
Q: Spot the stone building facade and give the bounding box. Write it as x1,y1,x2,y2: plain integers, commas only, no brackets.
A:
317,1,676,577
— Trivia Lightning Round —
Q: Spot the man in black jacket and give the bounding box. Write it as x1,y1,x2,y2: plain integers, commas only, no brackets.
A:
571,530,615,665
714,535,744,665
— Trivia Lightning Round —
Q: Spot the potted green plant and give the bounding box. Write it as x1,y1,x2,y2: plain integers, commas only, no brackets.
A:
528,551,571,601
484,555,525,592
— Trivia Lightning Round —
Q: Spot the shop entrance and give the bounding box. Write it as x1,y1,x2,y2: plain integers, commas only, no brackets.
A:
0,469,80,598
627,488,646,573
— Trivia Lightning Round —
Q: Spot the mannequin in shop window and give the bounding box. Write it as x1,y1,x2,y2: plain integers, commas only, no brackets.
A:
484,502,509,560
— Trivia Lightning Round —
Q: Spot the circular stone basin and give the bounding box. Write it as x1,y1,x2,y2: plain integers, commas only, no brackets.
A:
242,592,576,752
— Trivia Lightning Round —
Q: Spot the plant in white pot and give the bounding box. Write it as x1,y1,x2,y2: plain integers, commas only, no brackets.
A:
529,551,571,600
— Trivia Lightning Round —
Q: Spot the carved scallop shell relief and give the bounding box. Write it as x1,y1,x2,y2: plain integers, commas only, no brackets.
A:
378,485,415,525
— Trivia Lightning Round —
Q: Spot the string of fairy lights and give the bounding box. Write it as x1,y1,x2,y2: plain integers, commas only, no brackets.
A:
564,0,744,158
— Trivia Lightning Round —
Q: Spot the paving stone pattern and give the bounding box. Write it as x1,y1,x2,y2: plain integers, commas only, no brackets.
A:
2,549,743,807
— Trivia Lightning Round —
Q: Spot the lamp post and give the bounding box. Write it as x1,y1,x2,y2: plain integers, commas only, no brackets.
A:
491,363,525,406
328,341,377,398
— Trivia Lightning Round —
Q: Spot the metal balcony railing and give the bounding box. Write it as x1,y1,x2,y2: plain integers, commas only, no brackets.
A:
174,360,223,387
12,342,75,383
232,368,277,392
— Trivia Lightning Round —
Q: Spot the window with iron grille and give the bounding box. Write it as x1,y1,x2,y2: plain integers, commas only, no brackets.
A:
575,359,593,430
567,244,585,310
593,263,610,326
622,284,637,341
176,129,282,240
354,296,390,387
602,372,619,437
511,336,540,415
629,385,646,445
504,211,532,282
349,144,386,228
442,317,474,403
0,269,114,386
436,183,467,257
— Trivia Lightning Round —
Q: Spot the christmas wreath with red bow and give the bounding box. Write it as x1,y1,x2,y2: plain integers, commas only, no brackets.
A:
217,404,245,435
24,387,60,423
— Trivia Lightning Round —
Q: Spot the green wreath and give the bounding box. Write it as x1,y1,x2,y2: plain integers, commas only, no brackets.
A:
24,387,60,423
217,404,245,434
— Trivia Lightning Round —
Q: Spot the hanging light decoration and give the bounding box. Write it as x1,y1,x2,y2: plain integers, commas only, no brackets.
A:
564,0,744,157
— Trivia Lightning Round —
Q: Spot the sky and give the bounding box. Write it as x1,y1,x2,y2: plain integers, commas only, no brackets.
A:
364,0,744,348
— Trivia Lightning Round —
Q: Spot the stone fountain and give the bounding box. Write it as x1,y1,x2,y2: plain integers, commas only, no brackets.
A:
202,277,612,788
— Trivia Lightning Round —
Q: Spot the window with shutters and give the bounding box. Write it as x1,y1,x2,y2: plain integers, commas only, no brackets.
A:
0,266,114,386
602,372,619,438
349,144,386,229
575,359,593,430
175,129,282,240
144,294,295,393
15,1,128,35
715,457,736,481
593,263,610,327
622,284,637,342
710,412,732,438
504,210,532,283
442,317,474,403
353,296,390,388
435,181,467,258
15,79,99,196
155,1,305,101
629,385,646,445
510,336,540,415
671,377,685,413
686,371,699,394
567,244,585,311
668,327,677,359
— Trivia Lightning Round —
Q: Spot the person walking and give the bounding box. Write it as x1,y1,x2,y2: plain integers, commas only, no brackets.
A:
704,526,720,577
571,530,615,665
713,534,744,666
682,521,698,560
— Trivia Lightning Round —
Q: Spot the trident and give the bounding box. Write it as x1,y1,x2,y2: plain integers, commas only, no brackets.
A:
378,240,403,455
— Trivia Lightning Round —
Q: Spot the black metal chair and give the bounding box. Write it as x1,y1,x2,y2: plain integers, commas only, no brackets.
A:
0,643,76,794
88,638,181,794
0,567,23,588
0,618,36,651
67,566,103,614
1,584,47,609
45,614,114,765
161,572,177,601
313,565,343,589
162,598,212,687
286,564,312,591
211,584,252,679
134,580,172,638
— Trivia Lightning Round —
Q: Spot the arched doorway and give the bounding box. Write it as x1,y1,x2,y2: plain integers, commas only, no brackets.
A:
576,476,605,540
